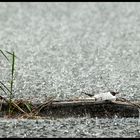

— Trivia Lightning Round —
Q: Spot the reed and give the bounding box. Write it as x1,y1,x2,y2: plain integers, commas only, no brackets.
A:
0,49,49,118
0,49,16,115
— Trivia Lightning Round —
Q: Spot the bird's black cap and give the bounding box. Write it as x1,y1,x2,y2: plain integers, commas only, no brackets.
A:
110,91,119,96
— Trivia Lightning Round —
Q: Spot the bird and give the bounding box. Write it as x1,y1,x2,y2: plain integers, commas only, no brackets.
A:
82,91,119,101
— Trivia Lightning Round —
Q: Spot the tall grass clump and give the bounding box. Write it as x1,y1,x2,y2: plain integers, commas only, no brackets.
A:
0,49,55,119
0,49,16,115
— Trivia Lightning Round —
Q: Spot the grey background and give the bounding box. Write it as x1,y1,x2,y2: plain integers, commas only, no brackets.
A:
0,2,140,138
0,2,140,101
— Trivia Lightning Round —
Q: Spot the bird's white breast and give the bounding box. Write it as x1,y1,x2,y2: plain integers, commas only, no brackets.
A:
93,92,116,101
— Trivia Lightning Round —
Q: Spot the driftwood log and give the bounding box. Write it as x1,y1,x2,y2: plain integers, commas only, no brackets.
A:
39,99,140,118
0,99,140,118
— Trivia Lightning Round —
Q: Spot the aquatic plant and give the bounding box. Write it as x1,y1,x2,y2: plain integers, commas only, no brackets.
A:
0,49,16,114
0,50,55,118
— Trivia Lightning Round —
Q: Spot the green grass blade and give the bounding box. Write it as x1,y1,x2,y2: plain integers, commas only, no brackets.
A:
0,86,8,95
10,51,15,95
0,49,9,62
0,81,12,95
9,51,16,115
25,103,32,112
5,51,18,59
12,52,15,81
0,50,17,115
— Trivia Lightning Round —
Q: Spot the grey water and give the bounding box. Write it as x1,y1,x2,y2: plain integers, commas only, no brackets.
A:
0,2,140,137
0,117,139,138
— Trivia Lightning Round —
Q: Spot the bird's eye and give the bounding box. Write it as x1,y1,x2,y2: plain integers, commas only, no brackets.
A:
110,91,119,96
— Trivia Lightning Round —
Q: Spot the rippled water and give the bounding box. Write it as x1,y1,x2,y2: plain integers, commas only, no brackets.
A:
0,117,139,138
0,2,140,137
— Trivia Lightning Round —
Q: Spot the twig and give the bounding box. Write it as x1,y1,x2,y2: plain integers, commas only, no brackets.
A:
117,97,140,109
0,95,27,114
33,96,55,115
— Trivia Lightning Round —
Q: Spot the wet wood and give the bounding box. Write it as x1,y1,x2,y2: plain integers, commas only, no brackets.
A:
39,99,140,118
0,99,140,118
